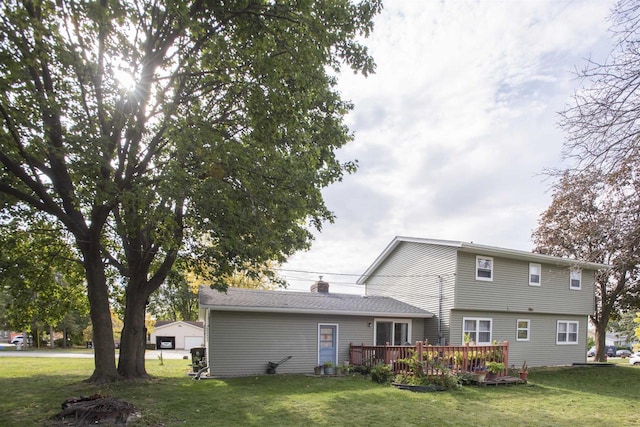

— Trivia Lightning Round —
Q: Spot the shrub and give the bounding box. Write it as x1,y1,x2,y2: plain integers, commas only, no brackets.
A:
370,364,394,384
351,365,371,375
456,371,476,385
486,361,505,373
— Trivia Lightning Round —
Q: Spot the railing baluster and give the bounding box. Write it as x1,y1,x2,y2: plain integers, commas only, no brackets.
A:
348,342,510,377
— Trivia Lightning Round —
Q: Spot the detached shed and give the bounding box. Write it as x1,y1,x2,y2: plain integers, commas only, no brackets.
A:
149,320,204,350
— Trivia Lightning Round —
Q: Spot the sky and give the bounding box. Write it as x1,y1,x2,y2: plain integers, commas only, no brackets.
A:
280,0,618,294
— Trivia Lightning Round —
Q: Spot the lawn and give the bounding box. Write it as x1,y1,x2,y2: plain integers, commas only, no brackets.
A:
0,356,639,426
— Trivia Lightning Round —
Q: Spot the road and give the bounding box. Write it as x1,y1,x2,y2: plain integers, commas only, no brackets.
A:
0,348,191,359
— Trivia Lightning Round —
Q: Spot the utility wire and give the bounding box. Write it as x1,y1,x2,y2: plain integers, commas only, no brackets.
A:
275,267,456,279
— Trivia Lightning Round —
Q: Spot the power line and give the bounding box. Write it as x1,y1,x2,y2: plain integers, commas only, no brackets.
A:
275,267,456,279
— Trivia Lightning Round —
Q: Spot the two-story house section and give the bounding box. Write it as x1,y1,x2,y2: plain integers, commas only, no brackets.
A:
356,236,608,368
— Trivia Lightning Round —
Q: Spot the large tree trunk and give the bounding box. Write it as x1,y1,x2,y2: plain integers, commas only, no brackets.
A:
594,318,608,362
118,282,149,379
84,247,120,383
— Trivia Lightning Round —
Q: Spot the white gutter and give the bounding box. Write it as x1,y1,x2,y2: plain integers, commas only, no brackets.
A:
199,304,433,318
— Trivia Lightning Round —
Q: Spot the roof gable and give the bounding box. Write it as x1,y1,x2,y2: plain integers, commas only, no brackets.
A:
154,320,203,330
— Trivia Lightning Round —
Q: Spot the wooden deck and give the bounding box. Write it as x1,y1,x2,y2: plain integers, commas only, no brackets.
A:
349,341,510,378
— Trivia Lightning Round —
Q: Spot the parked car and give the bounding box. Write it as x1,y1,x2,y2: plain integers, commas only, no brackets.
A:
587,345,617,357
10,335,23,345
629,352,640,366
617,349,632,358
605,345,616,357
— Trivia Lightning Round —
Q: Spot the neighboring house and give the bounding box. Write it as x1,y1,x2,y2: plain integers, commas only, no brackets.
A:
198,282,433,376
357,236,608,368
587,329,636,349
149,320,204,350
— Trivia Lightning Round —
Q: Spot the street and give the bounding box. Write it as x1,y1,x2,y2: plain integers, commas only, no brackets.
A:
0,348,191,359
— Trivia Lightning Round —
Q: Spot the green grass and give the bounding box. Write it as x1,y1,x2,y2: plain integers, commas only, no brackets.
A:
0,357,639,426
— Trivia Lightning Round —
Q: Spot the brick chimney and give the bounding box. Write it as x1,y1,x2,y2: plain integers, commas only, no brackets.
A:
311,276,329,293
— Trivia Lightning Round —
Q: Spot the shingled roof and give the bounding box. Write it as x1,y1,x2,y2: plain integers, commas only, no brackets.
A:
199,286,433,318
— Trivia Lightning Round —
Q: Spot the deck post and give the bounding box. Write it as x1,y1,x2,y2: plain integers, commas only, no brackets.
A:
384,342,390,365
502,341,509,376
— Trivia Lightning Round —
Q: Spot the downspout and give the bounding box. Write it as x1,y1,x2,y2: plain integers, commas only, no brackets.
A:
438,275,443,345
203,307,210,376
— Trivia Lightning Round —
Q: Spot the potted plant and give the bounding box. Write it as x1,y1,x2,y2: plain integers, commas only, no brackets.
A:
323,361,335,375
485,361,505,380
518,360,528,381
463,333,473,346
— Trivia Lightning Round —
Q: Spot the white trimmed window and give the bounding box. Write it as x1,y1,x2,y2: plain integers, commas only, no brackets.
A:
516,319,530,341
529,263,541,286
557,321,578,344
476,256,493,281
463,318,492,344
570,269,582,290
374,319,411,346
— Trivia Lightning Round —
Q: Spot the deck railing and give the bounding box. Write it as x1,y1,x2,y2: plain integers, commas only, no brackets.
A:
349,341,509,377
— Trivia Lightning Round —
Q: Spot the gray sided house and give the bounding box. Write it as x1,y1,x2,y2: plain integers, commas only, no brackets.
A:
198,283,432,376
357,236,608,368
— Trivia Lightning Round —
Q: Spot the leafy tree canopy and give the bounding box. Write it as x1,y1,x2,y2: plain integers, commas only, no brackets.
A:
0,0,382,381
0,214,87,332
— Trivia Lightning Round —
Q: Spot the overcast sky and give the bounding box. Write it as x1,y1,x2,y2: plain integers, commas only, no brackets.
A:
280,0,617,294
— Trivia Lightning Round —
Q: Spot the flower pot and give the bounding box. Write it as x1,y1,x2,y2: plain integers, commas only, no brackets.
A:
324,366,335,375
519,371,528,381
475,372,486,382
314,366,323,375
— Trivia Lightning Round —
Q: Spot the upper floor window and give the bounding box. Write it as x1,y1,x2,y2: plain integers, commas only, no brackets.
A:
557,320,578,344
570,269,581,290
463,317,492,344
476,256,493,281
529,263,541,286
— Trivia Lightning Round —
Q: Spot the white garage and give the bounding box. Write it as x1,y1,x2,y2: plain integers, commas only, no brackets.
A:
149,321,204,350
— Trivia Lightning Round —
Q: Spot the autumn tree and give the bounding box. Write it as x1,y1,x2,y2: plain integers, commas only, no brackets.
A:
548,0,640,362
0,0,381,381
532,169,640,362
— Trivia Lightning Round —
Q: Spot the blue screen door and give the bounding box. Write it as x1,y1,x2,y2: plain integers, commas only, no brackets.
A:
318,324,337,366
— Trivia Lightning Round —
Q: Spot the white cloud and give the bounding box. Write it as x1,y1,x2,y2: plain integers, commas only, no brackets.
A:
281,0,617,294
